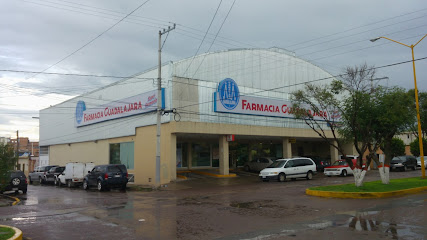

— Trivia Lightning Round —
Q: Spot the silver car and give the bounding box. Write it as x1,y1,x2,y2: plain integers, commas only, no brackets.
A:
244,157,276,172
416,156,427,169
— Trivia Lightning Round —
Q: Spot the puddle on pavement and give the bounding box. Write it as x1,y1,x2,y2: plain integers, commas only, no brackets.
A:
241,210,425,240
346,212,423,239
19,196,38,205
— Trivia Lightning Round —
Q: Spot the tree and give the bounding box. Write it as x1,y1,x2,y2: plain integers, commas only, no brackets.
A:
373,87,413,184
407,90,427,138
292,63,413,186
410,138,427,157
386,138,406,157
0,144,18,190
291,82,346,159
291,63,377,187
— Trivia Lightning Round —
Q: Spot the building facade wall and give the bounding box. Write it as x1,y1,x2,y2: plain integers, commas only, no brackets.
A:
40,48,343,186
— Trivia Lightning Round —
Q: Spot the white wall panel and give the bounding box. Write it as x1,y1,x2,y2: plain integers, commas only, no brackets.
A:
40,64,173,146
172,48,333,129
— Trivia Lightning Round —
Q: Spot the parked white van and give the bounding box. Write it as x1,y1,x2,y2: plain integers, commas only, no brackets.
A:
57,162,95,188
259,157,317,182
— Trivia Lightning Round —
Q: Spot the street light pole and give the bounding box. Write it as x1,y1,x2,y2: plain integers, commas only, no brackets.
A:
371,34,427,178
155,24,175,186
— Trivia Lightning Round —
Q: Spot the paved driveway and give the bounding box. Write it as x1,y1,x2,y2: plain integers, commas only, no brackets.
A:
0,169,426,239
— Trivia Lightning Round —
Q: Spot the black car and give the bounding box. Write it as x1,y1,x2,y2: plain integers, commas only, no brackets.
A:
83,164,128,191
44,166,65,184
0,170,28,194
390,156,417,171
305,156,330,172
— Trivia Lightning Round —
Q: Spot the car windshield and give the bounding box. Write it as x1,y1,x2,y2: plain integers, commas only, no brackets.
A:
10,171,25,178
332,161,346,166
107,165,127,172
391,157,405,163
267,161,286,168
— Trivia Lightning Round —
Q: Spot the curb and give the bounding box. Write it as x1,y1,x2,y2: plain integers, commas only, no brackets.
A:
306,186,427,199
0,194,20,206
190,170,237,178
0,224,22,240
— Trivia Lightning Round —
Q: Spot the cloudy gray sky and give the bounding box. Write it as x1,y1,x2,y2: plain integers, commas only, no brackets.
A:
1,0,426,141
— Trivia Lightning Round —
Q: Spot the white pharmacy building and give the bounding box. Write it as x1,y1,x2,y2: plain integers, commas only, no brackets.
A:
39,48,356,186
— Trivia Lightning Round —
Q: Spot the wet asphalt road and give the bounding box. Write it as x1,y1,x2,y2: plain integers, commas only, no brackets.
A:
1,169,427,240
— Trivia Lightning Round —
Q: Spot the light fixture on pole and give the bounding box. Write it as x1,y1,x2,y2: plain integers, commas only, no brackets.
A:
371,34,427,178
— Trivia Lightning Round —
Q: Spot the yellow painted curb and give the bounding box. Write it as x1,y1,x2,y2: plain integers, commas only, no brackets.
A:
0,224,23,240
191,170,237,178
1,194,20,206
306,186,427,199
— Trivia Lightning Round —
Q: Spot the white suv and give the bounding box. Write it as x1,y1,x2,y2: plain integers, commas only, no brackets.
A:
259,158,317,182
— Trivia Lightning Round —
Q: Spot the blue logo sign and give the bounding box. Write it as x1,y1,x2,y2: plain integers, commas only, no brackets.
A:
218,78,240,110
75,101,86,124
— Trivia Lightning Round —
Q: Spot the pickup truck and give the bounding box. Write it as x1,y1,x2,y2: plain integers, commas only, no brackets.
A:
28,165,58,184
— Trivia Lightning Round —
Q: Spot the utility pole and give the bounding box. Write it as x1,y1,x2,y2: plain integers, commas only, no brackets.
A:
16,130,19,170
155,23,176,185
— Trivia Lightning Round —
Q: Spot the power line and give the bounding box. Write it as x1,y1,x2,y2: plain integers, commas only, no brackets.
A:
285,7,427,49
33,56,427,143
174,56,427,111
190,0,236,78
181,0,223,77
25,0,152,80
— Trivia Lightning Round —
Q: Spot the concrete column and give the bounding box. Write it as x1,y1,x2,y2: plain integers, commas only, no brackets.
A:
248,144,253,162
330,141,339,164
169,134,177,181
282,138,292,158
219,135,229,175
187,142,192,169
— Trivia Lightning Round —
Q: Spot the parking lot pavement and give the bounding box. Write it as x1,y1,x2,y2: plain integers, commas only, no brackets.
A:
0,169,425,240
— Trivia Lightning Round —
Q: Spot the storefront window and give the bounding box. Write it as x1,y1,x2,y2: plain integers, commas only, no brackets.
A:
192,143,211,167
109,142,134,170
177,143,188,168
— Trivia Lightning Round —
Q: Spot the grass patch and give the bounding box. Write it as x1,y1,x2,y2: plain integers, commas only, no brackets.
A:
309,177,427,192
0,226,15,240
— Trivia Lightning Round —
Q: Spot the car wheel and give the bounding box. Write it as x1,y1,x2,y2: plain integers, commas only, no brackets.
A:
404,165,408,171
22,189,27,194
278,173,286,182
97,180,103,191
39,177,43,184
12,177,21,186
83,180,89,190
29,177,33,184
68,180,74,188
54,178,58,186
306,171,313,180
121,184,127,191
341,170,347,177
244,165,250,172
413,165,417,171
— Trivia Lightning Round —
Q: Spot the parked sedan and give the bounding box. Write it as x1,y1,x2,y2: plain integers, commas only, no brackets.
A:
324,159,356,177
416,156,427,169
44,166,65,184
244,157,276,172
0,170,27,194
390,156,417,171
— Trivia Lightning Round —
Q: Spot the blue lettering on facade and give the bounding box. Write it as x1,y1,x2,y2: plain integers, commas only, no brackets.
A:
75,101,86,124
218,78,239,110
